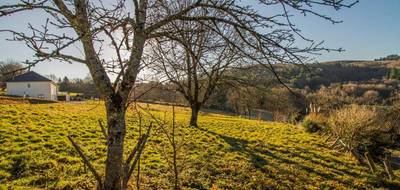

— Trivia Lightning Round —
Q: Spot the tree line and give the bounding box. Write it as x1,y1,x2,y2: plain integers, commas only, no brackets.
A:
57,75,100,98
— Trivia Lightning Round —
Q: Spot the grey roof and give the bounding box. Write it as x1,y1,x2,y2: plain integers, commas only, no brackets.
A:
6,71,53,82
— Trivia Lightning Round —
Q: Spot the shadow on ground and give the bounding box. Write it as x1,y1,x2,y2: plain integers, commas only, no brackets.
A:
195,126,388,189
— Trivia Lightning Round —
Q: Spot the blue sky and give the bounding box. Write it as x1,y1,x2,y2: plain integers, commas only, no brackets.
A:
290,0,400,61
0,0,399,79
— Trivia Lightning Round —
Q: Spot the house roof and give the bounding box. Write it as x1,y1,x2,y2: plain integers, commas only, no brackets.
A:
6,71,53,83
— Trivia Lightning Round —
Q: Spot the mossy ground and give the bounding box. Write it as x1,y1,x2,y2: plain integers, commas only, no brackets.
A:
0,101,399,189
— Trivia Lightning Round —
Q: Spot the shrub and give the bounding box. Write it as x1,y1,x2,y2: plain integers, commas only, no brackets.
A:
374,106,400,145
302,113,328,133
362,90,380,104
328,104,379,150
288,113,304,124
302,120,321,133
328,105,400,153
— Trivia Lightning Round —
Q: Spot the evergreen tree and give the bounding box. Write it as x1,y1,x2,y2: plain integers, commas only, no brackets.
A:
59,76,70,91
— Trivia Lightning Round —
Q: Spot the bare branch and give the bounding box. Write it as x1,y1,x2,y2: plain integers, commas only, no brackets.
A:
98,119,107,140
67,135,103,188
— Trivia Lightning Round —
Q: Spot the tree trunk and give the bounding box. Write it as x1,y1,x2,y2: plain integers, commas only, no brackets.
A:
104,99,126,190
190,105,200,127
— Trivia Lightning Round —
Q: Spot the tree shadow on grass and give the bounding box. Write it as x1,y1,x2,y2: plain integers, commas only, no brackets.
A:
196,126,374,188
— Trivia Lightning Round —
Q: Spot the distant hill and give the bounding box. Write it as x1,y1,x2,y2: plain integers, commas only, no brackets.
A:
272,60,400,89
375,54,400,61
133,59,400,108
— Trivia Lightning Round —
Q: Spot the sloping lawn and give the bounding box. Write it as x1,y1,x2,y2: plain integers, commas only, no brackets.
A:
0,101,398,189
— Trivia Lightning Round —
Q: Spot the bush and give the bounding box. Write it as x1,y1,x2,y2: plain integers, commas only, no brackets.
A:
328,105,400,152
374,106,400,145
288,113,304,124
302,113,328,133
328,105,378,150
302,120,322,133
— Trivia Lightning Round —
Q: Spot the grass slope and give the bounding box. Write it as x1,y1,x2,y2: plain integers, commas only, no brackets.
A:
0,101,398,189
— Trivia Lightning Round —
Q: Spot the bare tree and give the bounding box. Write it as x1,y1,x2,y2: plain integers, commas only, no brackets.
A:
0,0,356,189
0,60,26,82
148,21,240,127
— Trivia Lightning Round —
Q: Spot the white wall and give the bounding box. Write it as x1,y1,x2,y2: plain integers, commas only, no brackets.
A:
49,82,58,100
6,82,58,101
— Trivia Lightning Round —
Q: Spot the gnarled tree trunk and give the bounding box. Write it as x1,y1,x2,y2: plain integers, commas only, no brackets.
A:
104,98,126,190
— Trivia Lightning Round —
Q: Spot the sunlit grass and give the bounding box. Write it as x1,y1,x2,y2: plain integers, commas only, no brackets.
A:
0,101,398,189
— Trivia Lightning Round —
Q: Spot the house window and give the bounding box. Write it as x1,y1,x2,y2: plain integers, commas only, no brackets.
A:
27,83,30,88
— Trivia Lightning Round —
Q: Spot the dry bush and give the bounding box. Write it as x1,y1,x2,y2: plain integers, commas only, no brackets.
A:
306,86,350,113
328,105,400,152
328,105,379,150
306,113,328,124
374,107,400,145
361,90,380,105
363,90,379,99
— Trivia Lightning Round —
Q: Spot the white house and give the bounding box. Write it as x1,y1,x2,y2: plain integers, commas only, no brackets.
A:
6,71,58,101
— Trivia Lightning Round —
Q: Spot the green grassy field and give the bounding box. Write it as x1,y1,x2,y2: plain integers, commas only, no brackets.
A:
0,101,399,189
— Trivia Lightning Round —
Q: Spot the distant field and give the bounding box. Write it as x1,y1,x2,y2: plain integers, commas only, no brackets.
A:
0,101,399,189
